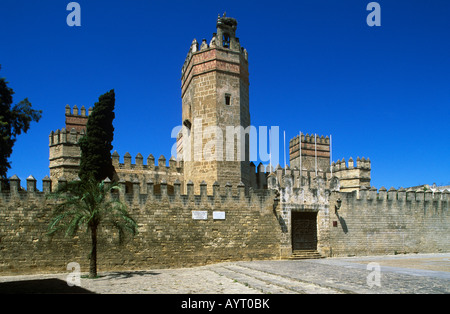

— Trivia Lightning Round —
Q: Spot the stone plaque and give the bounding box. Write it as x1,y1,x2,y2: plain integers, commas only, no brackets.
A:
213,211,226,220
192,211,208,220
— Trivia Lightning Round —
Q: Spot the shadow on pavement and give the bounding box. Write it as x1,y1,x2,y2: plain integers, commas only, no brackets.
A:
0,278,94,294
104,270,160,279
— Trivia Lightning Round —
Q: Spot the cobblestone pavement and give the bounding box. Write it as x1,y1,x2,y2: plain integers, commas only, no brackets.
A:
0,253,448,294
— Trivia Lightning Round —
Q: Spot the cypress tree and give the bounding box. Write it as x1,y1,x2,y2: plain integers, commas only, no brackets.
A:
79,89,115,182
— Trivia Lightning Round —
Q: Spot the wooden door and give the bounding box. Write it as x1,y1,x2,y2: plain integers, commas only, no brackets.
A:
292,212,317,250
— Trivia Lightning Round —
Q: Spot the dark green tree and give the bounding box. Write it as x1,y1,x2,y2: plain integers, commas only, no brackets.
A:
79,89,115,182
0,65,42,179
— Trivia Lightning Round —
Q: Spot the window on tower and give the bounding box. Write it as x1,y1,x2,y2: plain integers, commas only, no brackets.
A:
183,119,192,130
225,94,231,106
222,34,230,48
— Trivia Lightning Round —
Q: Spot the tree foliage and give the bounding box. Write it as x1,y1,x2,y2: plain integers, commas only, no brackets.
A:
47,176,138,278
0,65,42,179
78,89,116,182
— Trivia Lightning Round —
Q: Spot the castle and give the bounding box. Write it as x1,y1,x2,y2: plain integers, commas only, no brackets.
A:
0,15,448,275
49,14,371,195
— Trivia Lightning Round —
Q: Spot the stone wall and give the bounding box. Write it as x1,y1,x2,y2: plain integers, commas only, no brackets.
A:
0,178,280,276
112,152,184,193
268,168,450,259
328,187,450,256
1,173,449,276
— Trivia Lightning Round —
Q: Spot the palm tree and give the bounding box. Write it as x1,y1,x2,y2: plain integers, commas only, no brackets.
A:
47,176,138,278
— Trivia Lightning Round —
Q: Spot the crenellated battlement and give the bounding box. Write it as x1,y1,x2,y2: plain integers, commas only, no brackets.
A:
332,156,371,171
256,164,339,209
111,151,183,172
289,133,331,154
111,151,184,193
181,37,248,80
0,175,275,213
64,104,92,133
181,14,248,80
49,127,85,146
0,175,52,197
248,161,337,192
332,157,371,192
348,185,450,203
65,104,92,116
115,179,275,212
289,133,331,176
330,185,450,221
328,185,450,257
292,133,331,144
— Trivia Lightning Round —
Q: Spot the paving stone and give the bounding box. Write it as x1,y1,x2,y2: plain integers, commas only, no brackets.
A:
0,253,448,294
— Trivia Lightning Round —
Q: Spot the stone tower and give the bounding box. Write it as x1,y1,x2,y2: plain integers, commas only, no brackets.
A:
49,105,91,188
289,133,371,192
289,133,331,174
179,14,250,192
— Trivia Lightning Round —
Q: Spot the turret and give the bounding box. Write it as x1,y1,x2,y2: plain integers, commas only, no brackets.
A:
49,105,91,188
332,157,371,192
289,133,331,175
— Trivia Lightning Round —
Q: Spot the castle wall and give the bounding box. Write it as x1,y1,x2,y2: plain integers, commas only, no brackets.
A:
268,169,335,258
269,168,450,259
0,178,280,275
112,152,184,193
1,172,448,276
327,188,450,256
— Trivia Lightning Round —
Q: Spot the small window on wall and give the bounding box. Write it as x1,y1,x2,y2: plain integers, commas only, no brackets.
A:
125,181,133,194
183,119,192,130
225,94,231,106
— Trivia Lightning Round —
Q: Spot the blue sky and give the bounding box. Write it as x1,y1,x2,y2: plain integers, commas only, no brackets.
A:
1,0,449,189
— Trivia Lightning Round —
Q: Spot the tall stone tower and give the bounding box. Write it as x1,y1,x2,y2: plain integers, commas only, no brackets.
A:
49,105,91,188
179,14,250,192
289,133,331,174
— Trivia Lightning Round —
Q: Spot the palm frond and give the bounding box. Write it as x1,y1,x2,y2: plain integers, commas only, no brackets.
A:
47,176,138,241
